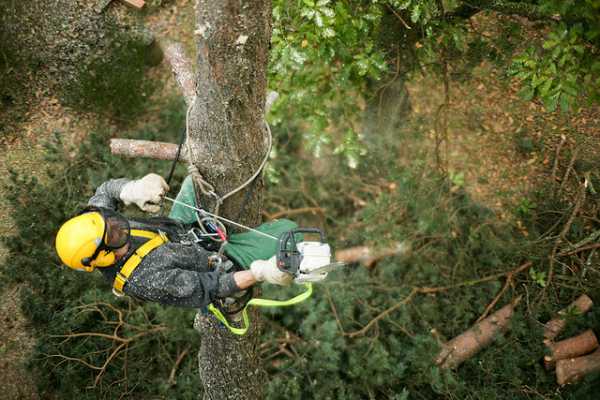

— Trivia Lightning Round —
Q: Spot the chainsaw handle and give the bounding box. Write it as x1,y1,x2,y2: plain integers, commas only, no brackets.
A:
280,228,325,249
291,228,325,242
278,228,326,275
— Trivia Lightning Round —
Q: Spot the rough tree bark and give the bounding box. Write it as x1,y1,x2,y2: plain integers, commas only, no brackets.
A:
165,1,273,399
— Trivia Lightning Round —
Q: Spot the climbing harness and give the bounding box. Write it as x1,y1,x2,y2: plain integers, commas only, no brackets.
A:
165,196,278,241
112,229,169,296
163,196,345,335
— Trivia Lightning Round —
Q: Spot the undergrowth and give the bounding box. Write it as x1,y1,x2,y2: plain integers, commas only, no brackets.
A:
62,26,160,122
2,98,599,399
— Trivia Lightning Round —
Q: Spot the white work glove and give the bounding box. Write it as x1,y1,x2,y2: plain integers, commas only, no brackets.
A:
120,173,169,213
250,256,293,286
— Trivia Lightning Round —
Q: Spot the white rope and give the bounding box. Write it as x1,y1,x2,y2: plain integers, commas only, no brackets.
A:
164,196,279,241
182,96,274,243
220,120,272,203
184,97,273,208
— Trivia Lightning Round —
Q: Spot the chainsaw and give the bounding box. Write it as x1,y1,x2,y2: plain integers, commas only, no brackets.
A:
277,228,345,283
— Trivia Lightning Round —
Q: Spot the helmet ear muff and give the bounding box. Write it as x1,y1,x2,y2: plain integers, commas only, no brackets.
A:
92,250,116,267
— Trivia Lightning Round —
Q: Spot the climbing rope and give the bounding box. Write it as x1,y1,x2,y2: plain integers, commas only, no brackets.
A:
166,98,315,336
183,97,273,243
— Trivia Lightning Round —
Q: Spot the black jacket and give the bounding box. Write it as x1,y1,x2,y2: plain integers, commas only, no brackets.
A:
88,178,238,308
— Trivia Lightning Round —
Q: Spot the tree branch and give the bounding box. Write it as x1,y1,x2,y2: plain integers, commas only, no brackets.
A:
335,242,412,269
162,41,196,105
435,296,522,369
110,138,187,161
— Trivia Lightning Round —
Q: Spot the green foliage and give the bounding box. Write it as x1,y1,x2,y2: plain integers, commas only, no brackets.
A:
271,0,600,171
270,0,387,165
1,97,197,398
261,121,600,399
510,1,600,112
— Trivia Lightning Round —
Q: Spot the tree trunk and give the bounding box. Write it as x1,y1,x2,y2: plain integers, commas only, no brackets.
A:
188,1,272,399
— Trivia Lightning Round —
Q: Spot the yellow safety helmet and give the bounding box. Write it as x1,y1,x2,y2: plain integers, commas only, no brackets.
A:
55,207,130,272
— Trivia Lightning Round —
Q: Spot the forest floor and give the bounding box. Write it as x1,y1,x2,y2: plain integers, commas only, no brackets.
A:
1,2,599,399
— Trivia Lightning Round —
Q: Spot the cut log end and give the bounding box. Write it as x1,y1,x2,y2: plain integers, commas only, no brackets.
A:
110,138,186,162
121,0,145,9
335,242,411,269
556,348,600,385
544,329,599,370
543,294,593,341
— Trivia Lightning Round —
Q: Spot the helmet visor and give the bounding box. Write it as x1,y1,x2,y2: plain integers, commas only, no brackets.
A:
102,209,130,249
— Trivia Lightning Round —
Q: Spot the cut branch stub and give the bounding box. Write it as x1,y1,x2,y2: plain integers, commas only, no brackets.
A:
544,329,599,370
435,296,522,369
543,294,593,341
110,139,187,161
162,41,196,105
556,347,600,385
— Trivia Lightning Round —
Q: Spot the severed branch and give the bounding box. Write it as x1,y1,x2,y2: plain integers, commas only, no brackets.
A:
435,296,522,369
162,41,196,105
335,242,411,269
110,138,187,161
543,294,593,341
109,90,278,160
544,330,598,370
121,0,145,9
556,348,600,385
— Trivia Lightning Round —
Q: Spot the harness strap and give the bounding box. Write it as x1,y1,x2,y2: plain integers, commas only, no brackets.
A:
113,229,168,295
208,283,313,335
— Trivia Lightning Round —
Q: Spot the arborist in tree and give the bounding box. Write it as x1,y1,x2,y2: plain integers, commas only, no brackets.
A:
54,173,293,309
